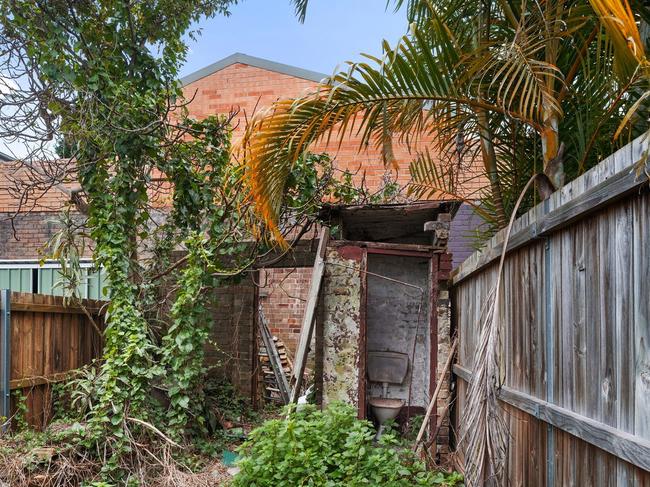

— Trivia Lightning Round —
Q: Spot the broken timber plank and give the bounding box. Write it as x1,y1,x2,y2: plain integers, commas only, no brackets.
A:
289,226,330,403
258,305,290,404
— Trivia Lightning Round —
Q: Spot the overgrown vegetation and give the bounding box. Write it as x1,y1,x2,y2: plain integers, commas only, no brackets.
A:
233,402,463,487
0,2,412,483
244,0,650,241
1,368,262,486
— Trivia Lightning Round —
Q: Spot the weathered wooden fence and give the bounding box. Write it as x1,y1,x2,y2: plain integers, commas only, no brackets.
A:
452,136,650,485
0,291,105,430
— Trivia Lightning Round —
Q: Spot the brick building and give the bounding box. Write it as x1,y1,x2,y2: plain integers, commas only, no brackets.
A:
0,53,484,398
178,53,483,356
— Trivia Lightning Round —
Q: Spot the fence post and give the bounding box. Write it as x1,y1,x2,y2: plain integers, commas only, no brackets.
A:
0,289,10,432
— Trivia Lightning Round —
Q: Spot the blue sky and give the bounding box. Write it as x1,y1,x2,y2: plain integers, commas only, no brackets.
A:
180,0,409,78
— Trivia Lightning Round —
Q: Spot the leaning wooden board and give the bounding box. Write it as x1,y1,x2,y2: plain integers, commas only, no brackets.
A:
289,227,329,403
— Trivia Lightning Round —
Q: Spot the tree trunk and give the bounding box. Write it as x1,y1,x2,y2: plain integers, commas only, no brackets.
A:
477,108,507,227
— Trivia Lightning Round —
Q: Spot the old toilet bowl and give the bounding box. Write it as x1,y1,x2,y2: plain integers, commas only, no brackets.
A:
367,350,409,439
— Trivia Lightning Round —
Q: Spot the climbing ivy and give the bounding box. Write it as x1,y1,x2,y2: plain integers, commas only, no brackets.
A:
0,0,239,475
0,0,403,480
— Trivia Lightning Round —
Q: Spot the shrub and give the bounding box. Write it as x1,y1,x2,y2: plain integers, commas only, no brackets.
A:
233,402,462,487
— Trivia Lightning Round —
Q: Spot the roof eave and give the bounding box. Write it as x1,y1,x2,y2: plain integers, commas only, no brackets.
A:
180,52,329,86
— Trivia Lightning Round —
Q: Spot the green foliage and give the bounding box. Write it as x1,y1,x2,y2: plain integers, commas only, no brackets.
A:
285,153,404,213
11,390,29,431
233,402,462,487
51,363,104,423
202,376,254,434
0,0,393,481
0,0,241,477
42,206,91,305
160,234,218,437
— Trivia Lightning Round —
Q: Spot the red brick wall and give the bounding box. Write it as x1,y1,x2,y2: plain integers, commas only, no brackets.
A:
207,278,258,401
181,62,484,195
0,212,57,259
258,267,311,358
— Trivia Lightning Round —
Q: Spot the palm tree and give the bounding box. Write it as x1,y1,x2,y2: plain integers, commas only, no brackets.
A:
241,0,649,242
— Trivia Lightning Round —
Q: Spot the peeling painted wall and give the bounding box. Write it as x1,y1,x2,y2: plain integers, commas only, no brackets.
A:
320,246,362,408
435,277,452,455
319,246,454,453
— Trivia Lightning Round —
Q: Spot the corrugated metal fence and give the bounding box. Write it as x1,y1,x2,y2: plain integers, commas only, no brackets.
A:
0,261,107,299
0,291,105,430
451,136,650,485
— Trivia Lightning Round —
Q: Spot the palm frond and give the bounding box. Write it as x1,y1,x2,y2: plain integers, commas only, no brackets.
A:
240,12,541,239
409,150,490,217
291,0,309,23
588,0,646,79
467,8,566,123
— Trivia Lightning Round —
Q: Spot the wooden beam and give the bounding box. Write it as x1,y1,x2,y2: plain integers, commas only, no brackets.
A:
453,364,650,472
10,303,104,315
289,227,330,403
253,240,318,269
10,370,78,390
328,240,435,253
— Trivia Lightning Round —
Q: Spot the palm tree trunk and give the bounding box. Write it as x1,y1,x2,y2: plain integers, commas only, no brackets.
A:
540,0,565,188
475,0,507,228
476,108,507,227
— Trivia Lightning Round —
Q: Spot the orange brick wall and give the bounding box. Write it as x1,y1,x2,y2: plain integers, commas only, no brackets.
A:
181,62,484,195
258,267,311,358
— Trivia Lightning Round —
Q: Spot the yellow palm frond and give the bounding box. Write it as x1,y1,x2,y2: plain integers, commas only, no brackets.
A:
589,0,647,77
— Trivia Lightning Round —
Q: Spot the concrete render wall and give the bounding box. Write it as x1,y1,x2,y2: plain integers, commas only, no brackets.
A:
366,254,430,408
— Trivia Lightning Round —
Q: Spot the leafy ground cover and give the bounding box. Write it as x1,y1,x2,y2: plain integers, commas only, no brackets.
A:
1,379,461,486
233,402,462,487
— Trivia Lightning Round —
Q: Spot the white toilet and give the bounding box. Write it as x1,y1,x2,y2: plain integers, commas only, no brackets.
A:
367,351,409,438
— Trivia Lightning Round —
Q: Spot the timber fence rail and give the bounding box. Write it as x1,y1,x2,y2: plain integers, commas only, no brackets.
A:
0,291,106,431
451,135,650,485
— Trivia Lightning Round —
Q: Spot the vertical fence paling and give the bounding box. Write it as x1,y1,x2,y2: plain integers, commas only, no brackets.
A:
0,289,10,430
451,136,650,485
